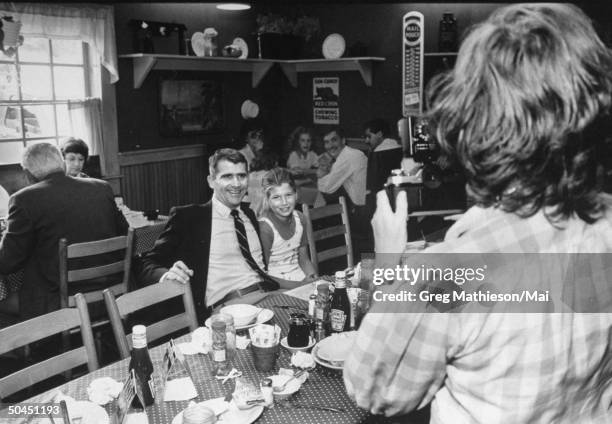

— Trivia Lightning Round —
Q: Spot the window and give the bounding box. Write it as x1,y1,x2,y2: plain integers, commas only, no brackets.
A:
0,37,98,165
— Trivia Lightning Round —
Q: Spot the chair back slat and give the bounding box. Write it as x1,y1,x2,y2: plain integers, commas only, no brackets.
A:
68,283,126,307
67,261,125,283
318,246,349,263
67,235,129,257
303,196,354,274
0,308,81,354
115,283,184,316
313,225,346,241
126,314,192,350
0,293,98,399
104,283,199,359
59,228,134,310
0,347,88,399
308,203,342,220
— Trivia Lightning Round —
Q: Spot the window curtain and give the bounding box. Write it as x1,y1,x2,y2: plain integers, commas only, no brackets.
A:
68,98,104,164
0,2,119,83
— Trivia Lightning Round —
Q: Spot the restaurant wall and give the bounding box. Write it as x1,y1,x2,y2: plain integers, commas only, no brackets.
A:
110,3,506,212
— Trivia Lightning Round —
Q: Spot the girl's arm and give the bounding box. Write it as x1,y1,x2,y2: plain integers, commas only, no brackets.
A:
259,220,274,266
298,245,317,282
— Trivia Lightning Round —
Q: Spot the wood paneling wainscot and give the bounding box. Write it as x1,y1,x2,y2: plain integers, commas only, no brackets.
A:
118,145,209,214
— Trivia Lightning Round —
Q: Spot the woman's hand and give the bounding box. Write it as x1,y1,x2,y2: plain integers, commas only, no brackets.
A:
372,190,407,254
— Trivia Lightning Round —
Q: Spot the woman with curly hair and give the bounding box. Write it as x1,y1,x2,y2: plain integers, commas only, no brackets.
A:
286,126,319,176
346,4,612,423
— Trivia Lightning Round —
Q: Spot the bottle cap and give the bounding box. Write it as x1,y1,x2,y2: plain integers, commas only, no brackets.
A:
132,325,147,348
132,325,146,335
211,320,226,332
335,271,346,279
317,282,329,293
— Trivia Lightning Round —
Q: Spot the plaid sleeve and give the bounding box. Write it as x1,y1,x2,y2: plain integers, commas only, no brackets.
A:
344,282,450,416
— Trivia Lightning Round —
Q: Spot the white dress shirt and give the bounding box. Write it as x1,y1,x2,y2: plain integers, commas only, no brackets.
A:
318,145,368,206
206,196,265,306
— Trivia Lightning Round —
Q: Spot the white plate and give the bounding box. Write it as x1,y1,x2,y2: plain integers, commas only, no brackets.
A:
191,32,206,57
233,37,249,59
322,33,346,59
316,331,357,363
205,308,274,330
172,398,263,424
312,344,343,370
67,400,109,424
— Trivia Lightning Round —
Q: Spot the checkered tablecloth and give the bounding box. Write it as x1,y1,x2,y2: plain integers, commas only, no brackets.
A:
0,218,169,301
23,294,381,424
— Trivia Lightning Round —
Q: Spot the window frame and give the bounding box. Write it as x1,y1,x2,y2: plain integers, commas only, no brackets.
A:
0,37,92,161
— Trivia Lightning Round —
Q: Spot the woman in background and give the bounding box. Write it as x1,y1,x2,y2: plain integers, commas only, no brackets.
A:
246,151,279,217
286,126,318,176
60,137,89,178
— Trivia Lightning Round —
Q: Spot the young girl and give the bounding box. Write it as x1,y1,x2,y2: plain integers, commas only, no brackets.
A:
286,126,318,175
259,167,317,285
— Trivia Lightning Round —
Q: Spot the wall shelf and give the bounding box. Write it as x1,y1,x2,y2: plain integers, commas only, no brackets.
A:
276,57,386,87
119,54,386,89
424,52,458,57
119,54,277,88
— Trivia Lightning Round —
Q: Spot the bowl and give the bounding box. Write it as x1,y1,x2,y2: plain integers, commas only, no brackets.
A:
220,304,260,327
269,374,303,400
280,336,315,354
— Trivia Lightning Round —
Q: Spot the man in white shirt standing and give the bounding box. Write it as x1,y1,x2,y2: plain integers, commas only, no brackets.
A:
317,127,367,208
138,148,279,321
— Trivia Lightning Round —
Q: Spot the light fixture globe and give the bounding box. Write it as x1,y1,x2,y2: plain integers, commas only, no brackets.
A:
216,3,251,11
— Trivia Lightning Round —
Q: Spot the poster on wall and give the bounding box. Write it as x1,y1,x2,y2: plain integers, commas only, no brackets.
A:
402,11,424,116
313,77,339,124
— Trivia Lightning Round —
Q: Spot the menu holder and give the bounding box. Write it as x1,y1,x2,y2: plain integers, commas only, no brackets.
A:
160,339,196,397
112,371,149,424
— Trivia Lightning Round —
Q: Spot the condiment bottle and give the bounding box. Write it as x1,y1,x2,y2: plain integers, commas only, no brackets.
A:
129,325,156,407
261,378,274,408
314,320,326,342
315,283,330,322
308,293,316,319
220,313,236,362
330,271,351,333
211,317,229,376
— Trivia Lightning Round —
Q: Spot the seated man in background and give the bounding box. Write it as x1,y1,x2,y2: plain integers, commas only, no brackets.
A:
345,4,612,422
138,149,280,322
364,118,402,195
317,127,367,209
0,143,128,319
60,137,89,178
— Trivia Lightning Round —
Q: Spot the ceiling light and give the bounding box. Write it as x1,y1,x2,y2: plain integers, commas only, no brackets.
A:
216,3,251,11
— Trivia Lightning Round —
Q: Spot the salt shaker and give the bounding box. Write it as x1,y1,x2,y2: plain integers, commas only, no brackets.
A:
261,378,274,408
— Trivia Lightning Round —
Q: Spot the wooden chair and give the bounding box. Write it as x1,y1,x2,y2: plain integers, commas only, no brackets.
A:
104,282,198,359
0,293,98,399
59,228,135,310
303,196,354,275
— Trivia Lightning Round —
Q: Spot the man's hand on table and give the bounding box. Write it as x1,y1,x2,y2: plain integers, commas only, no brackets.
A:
160,260,193,285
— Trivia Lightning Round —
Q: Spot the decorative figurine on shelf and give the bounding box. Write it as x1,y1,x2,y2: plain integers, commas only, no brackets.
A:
203,28,218,57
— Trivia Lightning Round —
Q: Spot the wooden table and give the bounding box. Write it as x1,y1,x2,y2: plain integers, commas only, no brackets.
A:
13,294,390,424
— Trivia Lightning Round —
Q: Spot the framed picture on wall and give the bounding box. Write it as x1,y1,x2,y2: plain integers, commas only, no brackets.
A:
159,79,224,136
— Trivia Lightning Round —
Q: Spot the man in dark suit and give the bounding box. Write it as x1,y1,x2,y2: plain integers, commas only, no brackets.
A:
138,148,279,322
0,143,128,319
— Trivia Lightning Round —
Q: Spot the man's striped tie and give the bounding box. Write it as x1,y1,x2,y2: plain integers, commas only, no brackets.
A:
230,209,279,291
